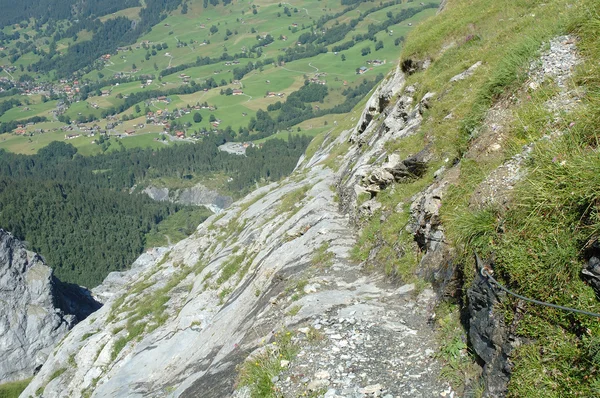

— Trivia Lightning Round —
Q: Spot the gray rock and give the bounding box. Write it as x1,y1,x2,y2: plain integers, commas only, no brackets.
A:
0,229,100,383
467,256,515,398
144,183,232,213
449,61,482,82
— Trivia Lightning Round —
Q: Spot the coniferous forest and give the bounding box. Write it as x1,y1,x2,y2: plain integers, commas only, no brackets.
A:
0,136,310,287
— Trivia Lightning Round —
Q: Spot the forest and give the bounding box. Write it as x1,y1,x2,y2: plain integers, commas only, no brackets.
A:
247,75,383,139
0,0,139,26
0,135,311,287
28,0,183,77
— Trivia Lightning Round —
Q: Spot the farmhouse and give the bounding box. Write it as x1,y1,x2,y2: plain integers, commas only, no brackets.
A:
232,89,243,95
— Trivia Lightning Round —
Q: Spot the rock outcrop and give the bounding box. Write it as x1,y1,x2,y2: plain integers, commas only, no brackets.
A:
0,229,101,383
467,257,516,398
143,183,233,213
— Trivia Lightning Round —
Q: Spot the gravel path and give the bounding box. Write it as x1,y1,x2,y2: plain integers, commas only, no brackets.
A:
268,258,453,398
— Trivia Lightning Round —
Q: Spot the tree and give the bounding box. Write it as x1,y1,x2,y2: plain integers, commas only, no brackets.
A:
375,40,384,51
193,112,202,123
341,54,346,61
361,46,371,56
210,25,219,34
132,63,137,70
209,114,216,122
135,104,141,114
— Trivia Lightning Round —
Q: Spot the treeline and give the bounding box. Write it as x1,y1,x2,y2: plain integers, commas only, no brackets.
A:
0,176,180,287
32,17,134,77
0,98,20,118
303,1,438,56
0,133,311,286
0,0,139,26
0,116,48,134
159,52,255,78
248,75,383,138
30,0,182,77
0,136,311,194
101,78,220,117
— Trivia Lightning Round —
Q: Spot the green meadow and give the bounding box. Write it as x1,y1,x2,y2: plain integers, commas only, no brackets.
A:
1,0,439,155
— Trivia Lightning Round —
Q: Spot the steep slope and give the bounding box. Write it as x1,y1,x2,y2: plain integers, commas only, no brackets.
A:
20,66,453,397
0,229,100,384
19,0,600,397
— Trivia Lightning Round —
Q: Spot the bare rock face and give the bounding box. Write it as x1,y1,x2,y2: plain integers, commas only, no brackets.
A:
467,261,516,398
143,183,233,213
0,229,101,383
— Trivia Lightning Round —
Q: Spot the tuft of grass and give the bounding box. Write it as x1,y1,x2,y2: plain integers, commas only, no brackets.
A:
311,242,334,268
239,191,268,212
80,331,97,342
48,368,67,382
277,186,310,215
434,303,479,393
287,305,301,316
216,253,246,285
237,330,299,398
305,326,325,343
218,287,233,305
0,378,32,398
111,337,128,362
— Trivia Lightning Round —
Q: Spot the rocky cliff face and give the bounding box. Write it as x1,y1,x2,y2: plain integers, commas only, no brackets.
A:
0,229,101,384
143,183,233,213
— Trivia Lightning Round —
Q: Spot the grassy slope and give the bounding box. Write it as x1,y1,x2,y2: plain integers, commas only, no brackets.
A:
348,0,600,395
0,378,32,398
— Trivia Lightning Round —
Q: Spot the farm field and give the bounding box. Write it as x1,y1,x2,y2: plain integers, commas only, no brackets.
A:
0,0,440,155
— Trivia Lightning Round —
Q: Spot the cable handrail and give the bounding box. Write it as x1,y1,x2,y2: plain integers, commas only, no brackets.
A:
475,252,600,319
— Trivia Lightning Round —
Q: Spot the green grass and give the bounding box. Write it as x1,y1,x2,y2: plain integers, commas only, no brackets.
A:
144,206,213,248
0,378,32,398
287,305,301,316
311,242,334,268
434,303,480,395
107,259,197,361
237,330,299,398
0,0,437,155
48,368,67,382
405,0,600,395
216,253,246,285
277,185,310,215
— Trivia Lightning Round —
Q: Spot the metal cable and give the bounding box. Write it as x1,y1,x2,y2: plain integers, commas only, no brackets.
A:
475,252,600,319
